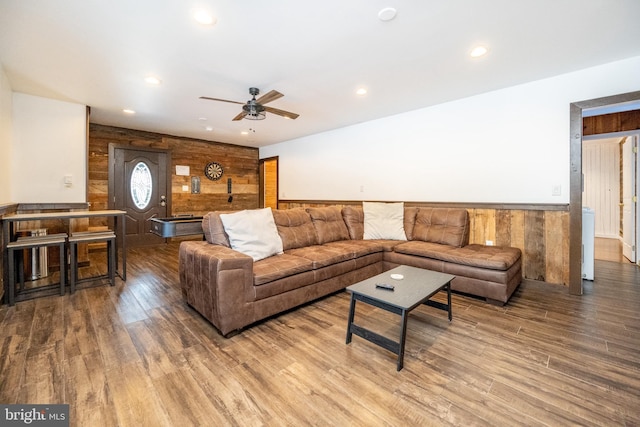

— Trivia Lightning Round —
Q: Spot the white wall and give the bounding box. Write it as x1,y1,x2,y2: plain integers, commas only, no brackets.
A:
260,56,640,204
12,93,86,203
0,64,12,204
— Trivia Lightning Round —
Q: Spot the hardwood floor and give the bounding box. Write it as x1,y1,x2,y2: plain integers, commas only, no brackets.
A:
1,243,639,426
595,237,632,263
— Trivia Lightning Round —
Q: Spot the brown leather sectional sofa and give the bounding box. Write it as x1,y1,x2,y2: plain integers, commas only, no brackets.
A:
179,206,522,336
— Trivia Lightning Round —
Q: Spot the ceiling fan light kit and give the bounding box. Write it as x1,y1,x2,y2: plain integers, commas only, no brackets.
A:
243,90,267,120
200,87,299,121
244,110,266,120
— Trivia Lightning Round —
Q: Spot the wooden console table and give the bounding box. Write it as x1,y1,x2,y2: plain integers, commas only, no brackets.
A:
2,210,127,302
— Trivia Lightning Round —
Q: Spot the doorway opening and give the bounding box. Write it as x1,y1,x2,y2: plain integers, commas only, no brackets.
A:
569,90,640,295
259,156,279,209
583,133,639,264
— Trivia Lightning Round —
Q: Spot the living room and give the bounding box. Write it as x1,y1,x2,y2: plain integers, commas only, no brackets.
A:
1,1,640,425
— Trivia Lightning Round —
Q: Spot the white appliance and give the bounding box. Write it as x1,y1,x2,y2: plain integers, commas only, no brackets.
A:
582,207,595,280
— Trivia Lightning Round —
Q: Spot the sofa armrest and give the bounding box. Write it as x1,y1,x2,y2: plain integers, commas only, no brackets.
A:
179,241,254,335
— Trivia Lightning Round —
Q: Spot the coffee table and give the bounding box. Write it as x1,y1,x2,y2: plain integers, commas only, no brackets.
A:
345,265,454,371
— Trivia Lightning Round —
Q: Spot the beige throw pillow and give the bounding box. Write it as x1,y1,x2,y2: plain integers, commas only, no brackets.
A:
363,201,407,240
220,208,283,261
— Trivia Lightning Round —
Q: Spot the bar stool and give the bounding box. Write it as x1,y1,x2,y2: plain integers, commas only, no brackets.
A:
6,233,68,306
68,231,116,293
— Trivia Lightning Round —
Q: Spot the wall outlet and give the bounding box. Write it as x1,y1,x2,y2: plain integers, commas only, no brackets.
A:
182,185,189,192
552,184,561,196
485,240,494,246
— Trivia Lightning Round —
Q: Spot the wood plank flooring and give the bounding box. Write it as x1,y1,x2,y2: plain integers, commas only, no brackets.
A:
1,243,639,426
595,237,633,263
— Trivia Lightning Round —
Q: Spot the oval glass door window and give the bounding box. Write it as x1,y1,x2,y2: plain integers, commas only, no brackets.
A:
131,162,152,209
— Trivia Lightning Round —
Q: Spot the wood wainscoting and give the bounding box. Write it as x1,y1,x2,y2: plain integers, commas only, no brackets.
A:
279,201,570,287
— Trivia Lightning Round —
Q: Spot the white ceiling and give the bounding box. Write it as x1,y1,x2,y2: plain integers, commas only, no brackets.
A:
1,1,640,148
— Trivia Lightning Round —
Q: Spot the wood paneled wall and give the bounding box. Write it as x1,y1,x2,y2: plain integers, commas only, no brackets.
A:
88,124,259,228
583,110,640,135
280,201,570,287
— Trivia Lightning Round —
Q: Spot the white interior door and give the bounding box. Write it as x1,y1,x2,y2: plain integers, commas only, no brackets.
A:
622,135,637,262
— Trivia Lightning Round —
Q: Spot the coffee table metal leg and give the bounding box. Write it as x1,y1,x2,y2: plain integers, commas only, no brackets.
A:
447,283,452,321
346,294,357,344
397,309,409,371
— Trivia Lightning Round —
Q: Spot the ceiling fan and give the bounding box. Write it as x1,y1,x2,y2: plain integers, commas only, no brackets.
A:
200,87,299,121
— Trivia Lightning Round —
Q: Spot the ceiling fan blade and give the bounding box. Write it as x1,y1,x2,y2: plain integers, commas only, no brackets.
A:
199,96,244,105
256,90,283,105
264,106,299,120
232,110,248,121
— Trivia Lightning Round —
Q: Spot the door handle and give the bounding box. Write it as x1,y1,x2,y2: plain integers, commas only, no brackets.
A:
160,195,167,207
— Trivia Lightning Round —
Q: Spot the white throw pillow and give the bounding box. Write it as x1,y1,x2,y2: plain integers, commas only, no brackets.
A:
363,201,407,240
220,208,284,261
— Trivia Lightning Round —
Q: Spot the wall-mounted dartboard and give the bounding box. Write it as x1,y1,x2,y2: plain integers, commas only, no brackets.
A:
204,161,223,181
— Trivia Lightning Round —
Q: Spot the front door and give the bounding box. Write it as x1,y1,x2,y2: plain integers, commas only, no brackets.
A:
110,146,170,247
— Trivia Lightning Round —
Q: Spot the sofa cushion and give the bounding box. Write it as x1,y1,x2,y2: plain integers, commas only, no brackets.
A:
220,208,284,261
403,207,419,240
325,240,385,258
286,244,354,268
363,201,407,240
342,205,419,240
202,211,231,247
394,241,520,271
306,206,350,244
412,208,469,247
342,206,364,240
253,253,314,286
272,208,318,250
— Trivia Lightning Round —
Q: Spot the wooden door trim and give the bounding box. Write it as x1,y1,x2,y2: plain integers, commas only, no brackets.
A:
108,144,172,213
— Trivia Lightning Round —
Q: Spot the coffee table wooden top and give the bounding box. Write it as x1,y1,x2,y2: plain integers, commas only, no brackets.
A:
346,265,455,311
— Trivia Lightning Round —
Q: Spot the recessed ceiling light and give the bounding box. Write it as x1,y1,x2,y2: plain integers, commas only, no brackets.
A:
470,46,488,58
205,126,213,132
122,109,135,114
378,7,397,22
356,88,368,96
144,76,161,85
241,131,249,135
194,10,216,25
198,117,208,121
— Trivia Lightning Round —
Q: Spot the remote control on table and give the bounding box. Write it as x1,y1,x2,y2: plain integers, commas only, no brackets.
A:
376,283,395,291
